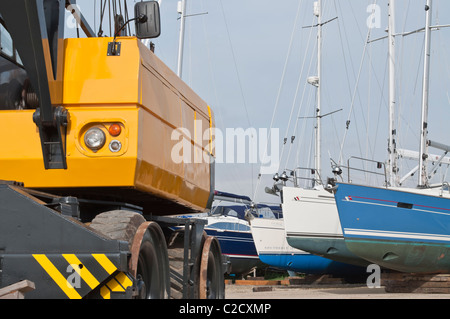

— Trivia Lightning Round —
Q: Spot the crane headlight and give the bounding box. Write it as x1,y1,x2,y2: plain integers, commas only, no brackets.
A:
84,127,106,151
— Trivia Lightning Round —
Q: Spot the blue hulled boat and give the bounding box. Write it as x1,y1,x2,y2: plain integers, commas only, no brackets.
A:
203,204,263,275
334,0,450,274
334,182,450,273
178,191,283,275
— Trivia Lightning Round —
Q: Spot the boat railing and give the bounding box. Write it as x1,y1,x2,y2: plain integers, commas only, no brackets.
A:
289,167,323,188
336,156,388,187
442,182,450,195
427,181,450,196
272,158,388,190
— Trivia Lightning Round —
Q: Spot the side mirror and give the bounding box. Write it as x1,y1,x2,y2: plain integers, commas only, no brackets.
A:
134,1,161,39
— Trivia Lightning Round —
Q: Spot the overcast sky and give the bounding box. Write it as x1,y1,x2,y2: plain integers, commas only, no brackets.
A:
71,0,450,205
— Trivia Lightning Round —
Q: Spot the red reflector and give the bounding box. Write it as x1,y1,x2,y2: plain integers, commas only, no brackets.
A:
109,123,121,136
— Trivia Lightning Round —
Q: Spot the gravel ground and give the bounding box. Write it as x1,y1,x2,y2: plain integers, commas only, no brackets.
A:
225,284,450,299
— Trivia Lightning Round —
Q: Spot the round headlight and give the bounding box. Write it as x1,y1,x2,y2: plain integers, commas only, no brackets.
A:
84,127,106,151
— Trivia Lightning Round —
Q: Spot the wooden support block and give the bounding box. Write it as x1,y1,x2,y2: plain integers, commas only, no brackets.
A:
382,273,450,294
0,280,35,299
253,286,273,293
234,280,281,286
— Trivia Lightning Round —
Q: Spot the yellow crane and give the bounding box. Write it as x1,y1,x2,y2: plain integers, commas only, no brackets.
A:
0,0,225,299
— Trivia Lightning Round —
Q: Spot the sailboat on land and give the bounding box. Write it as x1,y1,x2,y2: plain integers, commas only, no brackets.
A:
250,216,366,275
281,0,369,268
334,0,450,274
200,191,265,276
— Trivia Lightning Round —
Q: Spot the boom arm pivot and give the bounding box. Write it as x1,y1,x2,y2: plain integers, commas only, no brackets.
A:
0,0,68,169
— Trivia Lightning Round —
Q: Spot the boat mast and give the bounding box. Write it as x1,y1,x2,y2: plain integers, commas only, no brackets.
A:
314,0,322,184
177,0,187,78
387,0,398,187
418,0,432,187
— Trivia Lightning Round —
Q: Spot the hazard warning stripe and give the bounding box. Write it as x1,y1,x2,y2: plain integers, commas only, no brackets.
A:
32,253,125,299
92,253,118,274
115,272,133,289
100,272,134,299
62,254,100,290
107,277,125,292
100,285,111,299
32,254,82,299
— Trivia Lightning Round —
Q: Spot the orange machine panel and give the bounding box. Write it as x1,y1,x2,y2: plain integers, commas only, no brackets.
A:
0,37,215,215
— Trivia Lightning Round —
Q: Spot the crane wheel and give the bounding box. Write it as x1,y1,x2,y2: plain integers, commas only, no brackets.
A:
199,236,225,299
90,210,170,299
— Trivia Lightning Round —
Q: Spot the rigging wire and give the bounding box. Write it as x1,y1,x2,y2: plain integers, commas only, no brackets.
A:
284,1,348,175
217,0,252,129
252,0,304,202
108,0,112,36
338,0,378,166
295,84,316,178
218,0,255,196
94,0,96,34
198,0,246,196
279,5,315,171
397,0,426,177
338,0,391,170
282,17,317,172
350,1,394,171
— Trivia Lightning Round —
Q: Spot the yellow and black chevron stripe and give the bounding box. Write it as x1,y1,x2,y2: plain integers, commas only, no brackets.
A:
32,253,133,299
99,271,134,299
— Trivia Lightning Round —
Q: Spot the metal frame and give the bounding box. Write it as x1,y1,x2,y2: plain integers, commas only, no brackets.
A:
152,216,207,299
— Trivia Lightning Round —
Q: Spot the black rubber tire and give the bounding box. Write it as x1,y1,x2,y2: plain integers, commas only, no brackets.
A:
89,210,170,299
89,210,145,247
135,224,170,299
200,236,225,299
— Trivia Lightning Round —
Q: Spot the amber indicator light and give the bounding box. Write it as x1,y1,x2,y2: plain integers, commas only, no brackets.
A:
109,123,122,136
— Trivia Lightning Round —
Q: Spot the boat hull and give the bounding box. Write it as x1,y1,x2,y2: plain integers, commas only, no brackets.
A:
335,183,450,273
205,227,262,275
251,218,366,275
282,186,369,267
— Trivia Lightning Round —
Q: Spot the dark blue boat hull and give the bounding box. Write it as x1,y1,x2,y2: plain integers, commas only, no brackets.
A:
205,228,262,275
